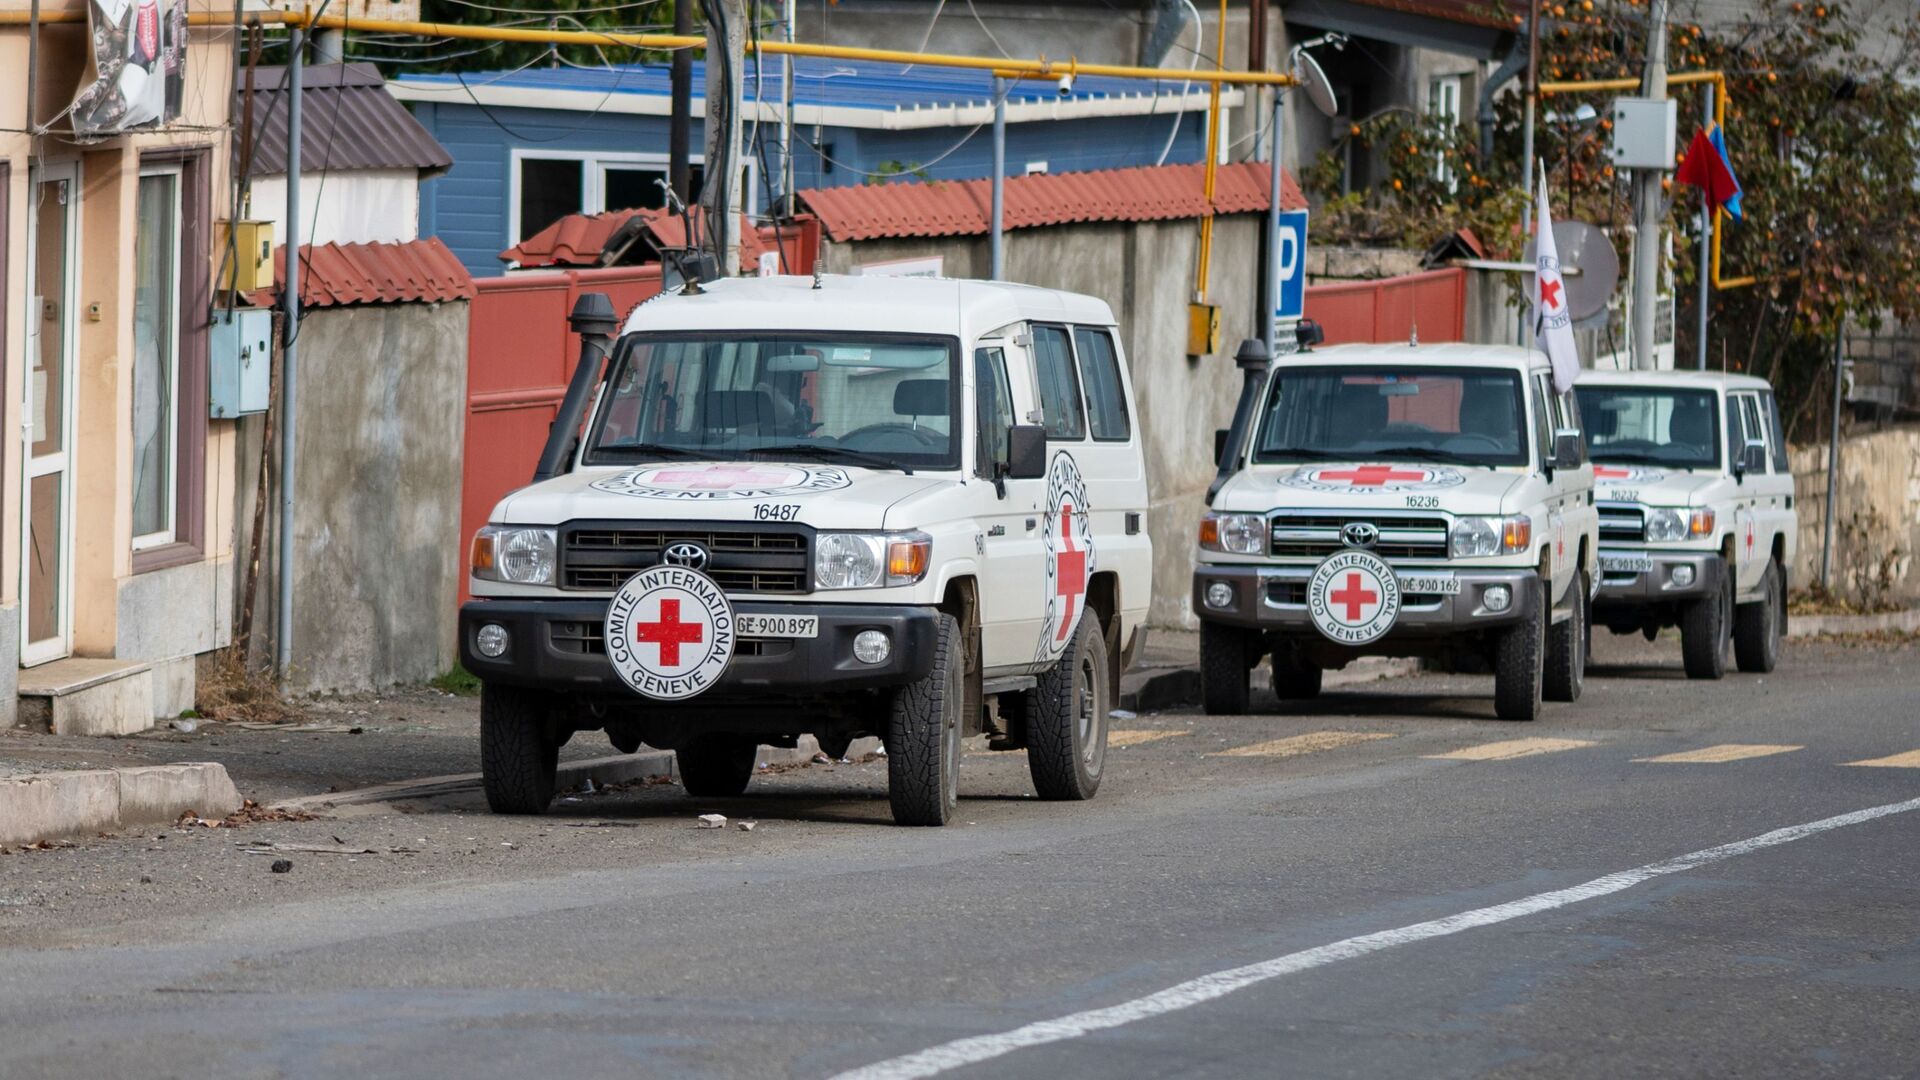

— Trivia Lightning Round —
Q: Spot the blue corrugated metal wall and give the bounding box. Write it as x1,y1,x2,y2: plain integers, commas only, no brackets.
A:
411,100,1206,277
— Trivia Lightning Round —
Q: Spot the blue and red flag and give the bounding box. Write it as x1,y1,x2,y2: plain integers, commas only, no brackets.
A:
1676,125,1743,222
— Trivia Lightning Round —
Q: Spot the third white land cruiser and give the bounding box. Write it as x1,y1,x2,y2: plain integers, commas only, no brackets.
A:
1575,370,1795,677
1194,340,1598,721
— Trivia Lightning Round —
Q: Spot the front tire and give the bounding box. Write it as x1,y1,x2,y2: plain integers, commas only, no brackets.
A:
1492,582,1545,721
1028,618,1110,801
1544,569,1588,703
1200,620,1255,716
1270,643,1323,700
887,613,963,826
677,736,757,797
1682,558,1733,680
480,684,560,815
1734,558,1784,674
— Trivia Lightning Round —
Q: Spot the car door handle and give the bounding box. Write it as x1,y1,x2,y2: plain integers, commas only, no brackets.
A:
1025,517,1038,531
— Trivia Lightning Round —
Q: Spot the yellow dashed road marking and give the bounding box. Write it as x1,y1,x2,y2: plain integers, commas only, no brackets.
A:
1107,729,1188,749
1211,731,1395,758
1635,743,1803,764
1426,737,1595,762
1844,750,1920,768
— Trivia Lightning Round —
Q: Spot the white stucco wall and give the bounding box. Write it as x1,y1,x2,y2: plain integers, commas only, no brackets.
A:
249,168,420,246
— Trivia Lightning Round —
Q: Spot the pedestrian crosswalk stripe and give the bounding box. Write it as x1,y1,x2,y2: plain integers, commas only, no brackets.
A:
1635,743,1803,764
1425,737,1595,762
1211,731,1395,758
1107,729,1187,749
1843,750,1920,768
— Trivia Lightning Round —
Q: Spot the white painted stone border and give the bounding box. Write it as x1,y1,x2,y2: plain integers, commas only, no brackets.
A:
0,763,242,847
1788,608,1920,638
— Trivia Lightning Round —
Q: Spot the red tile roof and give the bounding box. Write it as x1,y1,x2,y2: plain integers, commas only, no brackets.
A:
258,237,476,308
503,207,789,269
1347,0,1512,30
797,161,1307,243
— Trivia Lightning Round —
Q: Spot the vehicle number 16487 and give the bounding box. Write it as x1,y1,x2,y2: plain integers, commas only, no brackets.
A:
753,503,801,521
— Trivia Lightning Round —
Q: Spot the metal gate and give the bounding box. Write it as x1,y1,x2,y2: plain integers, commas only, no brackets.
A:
1306,268,1468,345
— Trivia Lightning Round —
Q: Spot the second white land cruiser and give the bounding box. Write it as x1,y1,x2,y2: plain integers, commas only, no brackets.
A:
1575,370,1796,677
460,275,1152,826
1195,340,1598,721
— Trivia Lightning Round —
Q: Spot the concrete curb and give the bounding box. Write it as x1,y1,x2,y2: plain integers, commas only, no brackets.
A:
1120,657,1421,713
0,763,242,847
1788,609,1920,638
272,751,676,812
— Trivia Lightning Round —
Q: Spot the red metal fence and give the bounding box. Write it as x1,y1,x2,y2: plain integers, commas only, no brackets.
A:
1305,267,1468,345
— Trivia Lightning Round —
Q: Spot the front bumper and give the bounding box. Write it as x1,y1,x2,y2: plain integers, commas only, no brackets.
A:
459,598,938,697
1594,549,1720,604
1191,563,1540,638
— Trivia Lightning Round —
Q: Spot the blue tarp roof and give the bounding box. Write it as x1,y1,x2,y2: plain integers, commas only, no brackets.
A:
394,55,1199,112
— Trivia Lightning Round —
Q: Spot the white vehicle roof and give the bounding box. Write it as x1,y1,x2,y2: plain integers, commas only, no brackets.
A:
1282,341,1549,373
1576,368,1774,393
620,274,1118,340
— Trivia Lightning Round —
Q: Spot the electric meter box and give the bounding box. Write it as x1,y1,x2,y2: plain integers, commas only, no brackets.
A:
1609,97,1678,170
217,220,275,294
210,307,273,418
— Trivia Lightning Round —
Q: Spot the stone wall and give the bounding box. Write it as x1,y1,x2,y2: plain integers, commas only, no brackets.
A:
1790,425,1920,607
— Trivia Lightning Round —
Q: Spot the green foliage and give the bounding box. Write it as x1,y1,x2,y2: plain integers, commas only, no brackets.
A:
864,160,934,185
351,0,694,74
429,664,484,697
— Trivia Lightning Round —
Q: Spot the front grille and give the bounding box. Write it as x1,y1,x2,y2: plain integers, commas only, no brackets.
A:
549,619,791,657
560,523,811,594
1267,580,1309,606
1270,515,1450,560
1597,504,1646,544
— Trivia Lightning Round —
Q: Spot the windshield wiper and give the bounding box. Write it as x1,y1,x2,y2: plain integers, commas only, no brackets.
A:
1591,449,1692,466
591,443,727,462
1255,447,1362,462
1364,446,1500,469
746,444,914,475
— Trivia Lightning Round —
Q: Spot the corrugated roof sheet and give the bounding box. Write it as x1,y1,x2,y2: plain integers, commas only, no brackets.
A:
240,63,453,177
257,238,476,308
503,208,784,268
797,161,1306,242
394,55,1210,114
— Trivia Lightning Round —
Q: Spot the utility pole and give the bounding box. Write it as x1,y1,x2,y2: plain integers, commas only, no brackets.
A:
277,27,304,678
1821,321,1845,590
1519,0,1539,348
1695,81,1713,370
1629,0,1669,370
781,0,796,205
700,0,746,275
990,77,1005,281
669,0,693,204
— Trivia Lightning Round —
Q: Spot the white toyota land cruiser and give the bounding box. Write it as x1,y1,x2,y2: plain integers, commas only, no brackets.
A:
1194,340,1598,721
1575,370,1795,678
460,275,1151,826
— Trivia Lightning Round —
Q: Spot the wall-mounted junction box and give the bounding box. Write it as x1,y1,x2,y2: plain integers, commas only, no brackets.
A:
210,308,273,418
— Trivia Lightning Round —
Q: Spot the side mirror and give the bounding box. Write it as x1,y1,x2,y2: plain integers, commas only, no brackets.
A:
1214,428,1231,467
1551,429,1584,472
1735,438,1767,481
1006,424,1047,480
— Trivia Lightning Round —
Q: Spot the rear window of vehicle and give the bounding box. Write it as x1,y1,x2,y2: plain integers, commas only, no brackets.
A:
1073,327,1131,441
1032,325,1086,441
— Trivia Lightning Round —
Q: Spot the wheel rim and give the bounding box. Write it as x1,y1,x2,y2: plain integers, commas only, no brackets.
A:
941,659,961,805
1076,653,1098,765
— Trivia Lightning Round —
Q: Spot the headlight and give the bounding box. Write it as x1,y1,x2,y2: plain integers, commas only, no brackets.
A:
816,531,931,589
1450,516,1532,558
472,525,557,585
1199,512,1266,555
1647,507,1715,542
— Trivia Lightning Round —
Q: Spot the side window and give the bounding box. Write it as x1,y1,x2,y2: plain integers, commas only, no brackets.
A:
1071,326,1131,441
1738,394,1767,472
1031,325,1086,440
1530,375,1553,469
1724,393,1745,469
1761,391,1790,472
974,346,1014,478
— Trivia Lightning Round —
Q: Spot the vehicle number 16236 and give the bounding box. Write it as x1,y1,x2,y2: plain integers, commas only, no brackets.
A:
1404,495,1439,509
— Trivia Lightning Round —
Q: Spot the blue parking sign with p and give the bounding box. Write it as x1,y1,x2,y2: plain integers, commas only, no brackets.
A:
1273,209,1309,325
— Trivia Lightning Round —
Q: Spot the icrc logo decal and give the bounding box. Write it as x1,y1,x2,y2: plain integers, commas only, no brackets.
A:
605,565,736,701
1307,549,1402,646
592,463,851,501
1034,452,1097,663
1278,465,1467,493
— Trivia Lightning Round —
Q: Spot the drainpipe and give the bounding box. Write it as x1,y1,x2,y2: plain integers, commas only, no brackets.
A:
277,28,303,677
990,77,1006,281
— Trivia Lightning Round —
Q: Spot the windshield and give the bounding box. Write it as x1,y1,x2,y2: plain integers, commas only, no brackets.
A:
1252,365,1529,468
1575,386,1720,469
585,331,962,472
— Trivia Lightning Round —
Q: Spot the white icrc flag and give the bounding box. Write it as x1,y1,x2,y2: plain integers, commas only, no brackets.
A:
1533,160,1581,393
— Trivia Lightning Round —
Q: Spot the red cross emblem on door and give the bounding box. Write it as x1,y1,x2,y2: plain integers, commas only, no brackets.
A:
633,598,706,667
1318,466,1429,488
1744,516,1756,559
1329,572,1381,623
1054,504,1087,642
651,465,792,490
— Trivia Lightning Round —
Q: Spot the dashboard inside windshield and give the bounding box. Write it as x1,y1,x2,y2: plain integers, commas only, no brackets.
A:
586,331,962,471
1252,366,1529,467
1574,386,1720,470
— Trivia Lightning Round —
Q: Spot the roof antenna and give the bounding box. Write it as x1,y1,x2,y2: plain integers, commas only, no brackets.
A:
1409,317,1419,347
812,260,824,290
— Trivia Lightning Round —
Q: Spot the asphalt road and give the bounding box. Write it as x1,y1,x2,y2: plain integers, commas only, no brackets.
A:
3,632,1918,1079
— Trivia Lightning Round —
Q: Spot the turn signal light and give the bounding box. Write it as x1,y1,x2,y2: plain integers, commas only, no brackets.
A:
1688,508,1716,536
1198,517,1220,547
887,537,931,581
470,533,496,574
1501,518,1532,551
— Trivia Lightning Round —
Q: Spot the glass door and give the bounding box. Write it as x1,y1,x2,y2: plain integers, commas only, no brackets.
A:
23,163,78,666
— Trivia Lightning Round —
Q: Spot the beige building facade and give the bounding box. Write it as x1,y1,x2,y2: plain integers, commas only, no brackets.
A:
2,0,238,727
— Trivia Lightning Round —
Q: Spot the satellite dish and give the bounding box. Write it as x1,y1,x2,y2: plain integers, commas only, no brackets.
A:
1292,51,1339,118
1523,220,1620,323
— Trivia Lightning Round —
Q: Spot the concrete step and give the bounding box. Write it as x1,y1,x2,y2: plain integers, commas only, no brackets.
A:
16,658,155,737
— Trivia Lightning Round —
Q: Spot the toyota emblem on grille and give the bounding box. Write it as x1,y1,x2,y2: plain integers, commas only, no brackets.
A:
662,542,710,569
1340,522,1380,549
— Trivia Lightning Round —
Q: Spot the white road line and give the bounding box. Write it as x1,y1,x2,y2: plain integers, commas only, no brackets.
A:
831,795,1920,1080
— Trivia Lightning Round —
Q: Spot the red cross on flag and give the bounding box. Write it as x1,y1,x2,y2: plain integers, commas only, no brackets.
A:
1533,160,1580,394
